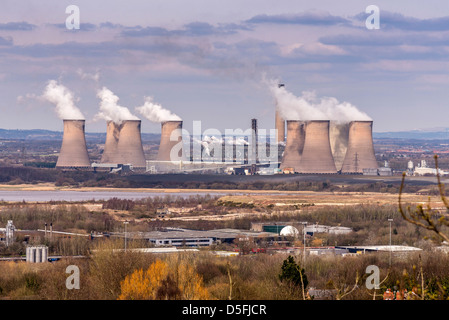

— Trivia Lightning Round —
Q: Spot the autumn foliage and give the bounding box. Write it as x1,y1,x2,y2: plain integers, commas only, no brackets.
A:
118,258,209,300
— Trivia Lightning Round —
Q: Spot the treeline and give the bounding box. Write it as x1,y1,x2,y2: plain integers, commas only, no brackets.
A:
102,194,219,211
1,243,449,300
0,166,432,193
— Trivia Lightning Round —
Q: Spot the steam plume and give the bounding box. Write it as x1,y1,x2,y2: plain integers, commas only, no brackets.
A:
136,97,181,123
95,87,139,124
266,78,371,122
42,80,84,120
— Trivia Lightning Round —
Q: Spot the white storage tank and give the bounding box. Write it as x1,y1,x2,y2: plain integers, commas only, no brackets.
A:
26,245,48,263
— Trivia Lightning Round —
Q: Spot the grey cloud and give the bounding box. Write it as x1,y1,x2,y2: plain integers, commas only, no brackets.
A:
245,12,350,26
0,36,13,46
353,11,449,31
121,21,251,37
320,32,449,47
0,22,36,31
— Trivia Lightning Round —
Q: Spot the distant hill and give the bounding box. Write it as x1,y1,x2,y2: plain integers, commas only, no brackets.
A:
374,129,449,140
0,128,160,141
1,128,449,141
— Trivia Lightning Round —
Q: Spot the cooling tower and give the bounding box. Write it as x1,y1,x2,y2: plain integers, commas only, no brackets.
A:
156,120,183,162
101,121,120,164
280,121,305,172
341,121,378,174
297,120,337,174
330,122,350,172
56,120,90,168
101,120,146,167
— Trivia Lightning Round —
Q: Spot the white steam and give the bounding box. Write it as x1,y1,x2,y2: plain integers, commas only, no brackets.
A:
95,87,139,124
42,80,85,120
266,78,371,122
135,97,181,123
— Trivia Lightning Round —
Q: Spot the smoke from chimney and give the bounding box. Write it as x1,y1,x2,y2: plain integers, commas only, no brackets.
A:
42,80,85,120
266,78,371,122
136,97,181,123
95,87,139,124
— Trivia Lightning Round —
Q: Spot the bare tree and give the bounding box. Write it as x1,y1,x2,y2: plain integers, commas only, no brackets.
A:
399,154,449,244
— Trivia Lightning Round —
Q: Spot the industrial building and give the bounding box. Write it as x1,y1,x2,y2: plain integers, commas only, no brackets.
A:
120,228,280,247
251,222,352,236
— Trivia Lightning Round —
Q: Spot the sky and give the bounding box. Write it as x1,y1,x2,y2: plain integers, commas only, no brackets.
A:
1,0,449,134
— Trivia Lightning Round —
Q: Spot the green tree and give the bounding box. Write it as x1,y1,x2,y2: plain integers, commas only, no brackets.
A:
279,255,308,299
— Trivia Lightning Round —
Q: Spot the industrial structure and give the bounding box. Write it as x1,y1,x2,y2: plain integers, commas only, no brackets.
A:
156,120,183,162
50,83,379,176
26,245,48,263
329,122,350,172
56,120,91,169
341,121,378,174
100,120,146,169
275,84,286,144
280,120,305,172
297,120,337,174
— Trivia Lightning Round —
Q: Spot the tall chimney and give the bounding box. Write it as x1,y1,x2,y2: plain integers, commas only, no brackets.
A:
297,120,337,174
275,84,285,144
341,121,378,174
56,120,91,168
280,120,305,172
156,121,183,162
101,120,146,167
250,118,258,165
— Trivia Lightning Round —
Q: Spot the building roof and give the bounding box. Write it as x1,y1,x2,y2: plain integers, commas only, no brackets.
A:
126,228,279,241
336,245,422,252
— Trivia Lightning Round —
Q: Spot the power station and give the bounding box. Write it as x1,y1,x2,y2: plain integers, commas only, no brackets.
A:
54,84,378,175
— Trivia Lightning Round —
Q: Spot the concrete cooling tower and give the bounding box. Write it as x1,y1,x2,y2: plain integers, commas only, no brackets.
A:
297,120,337,174
156,120,183,162
101,120,146,168
330,122,350,172
56,120,90,168
101,121,120,164
341,121,378,174
280,120,305,172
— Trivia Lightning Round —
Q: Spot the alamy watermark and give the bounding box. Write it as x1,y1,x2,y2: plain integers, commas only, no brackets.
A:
66,5,80,30
66,265,80,290
166,121,279,169
365,265,380,290
365,5,380,30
